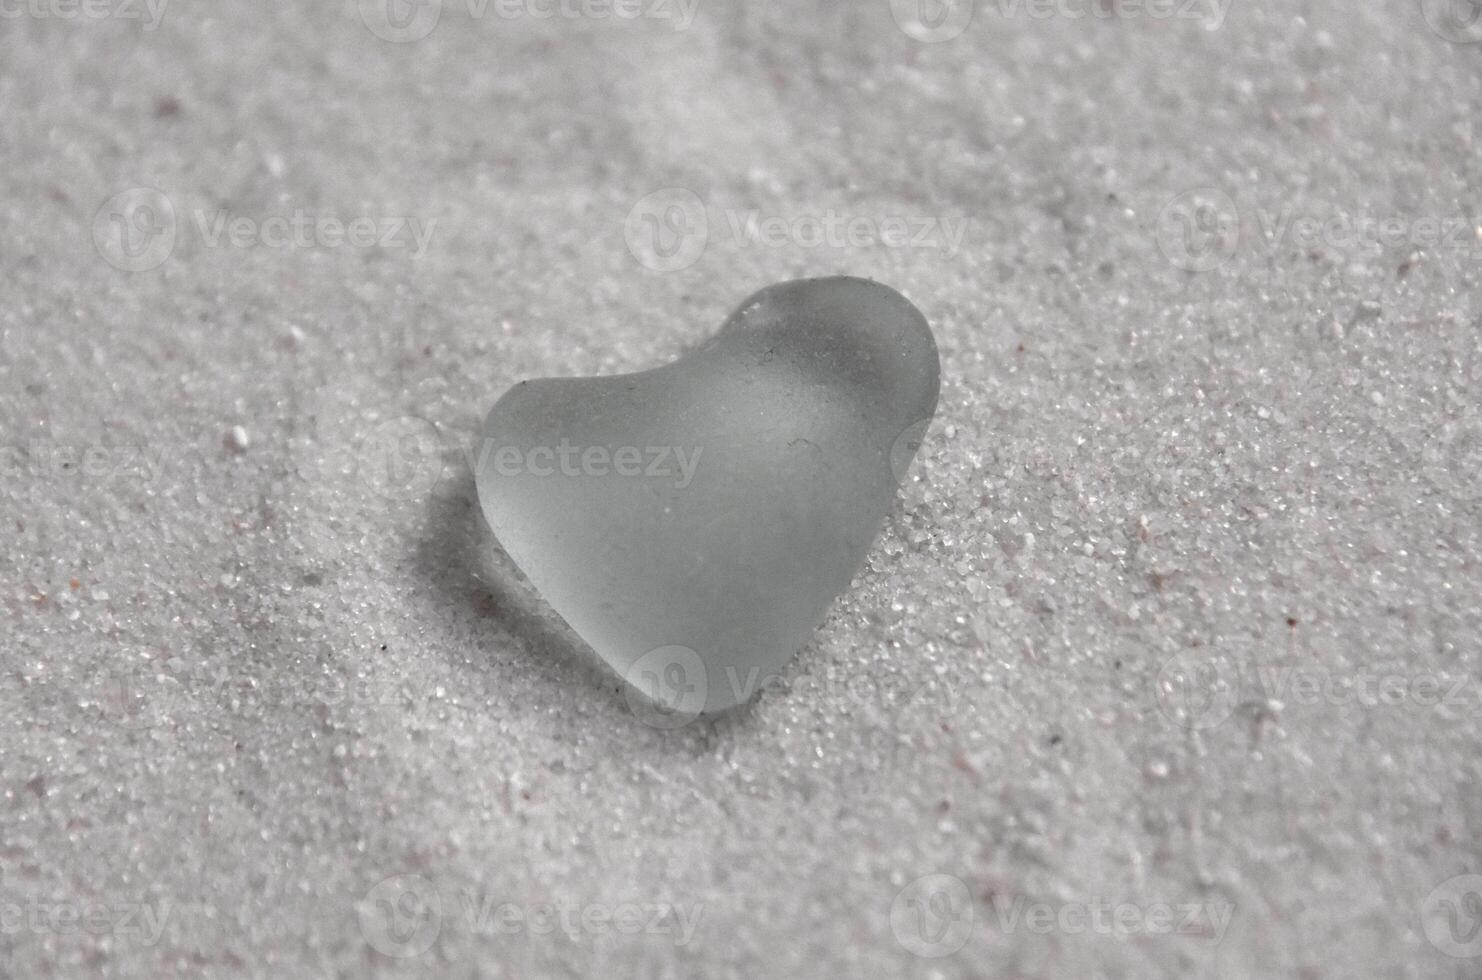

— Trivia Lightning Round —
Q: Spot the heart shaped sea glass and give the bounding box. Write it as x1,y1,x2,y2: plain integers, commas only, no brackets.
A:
474,277,940,718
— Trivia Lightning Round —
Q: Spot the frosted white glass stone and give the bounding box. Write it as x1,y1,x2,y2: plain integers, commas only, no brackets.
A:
475,277,940,718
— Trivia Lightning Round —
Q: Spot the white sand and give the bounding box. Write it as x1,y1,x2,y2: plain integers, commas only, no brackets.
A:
3,1,1481,976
